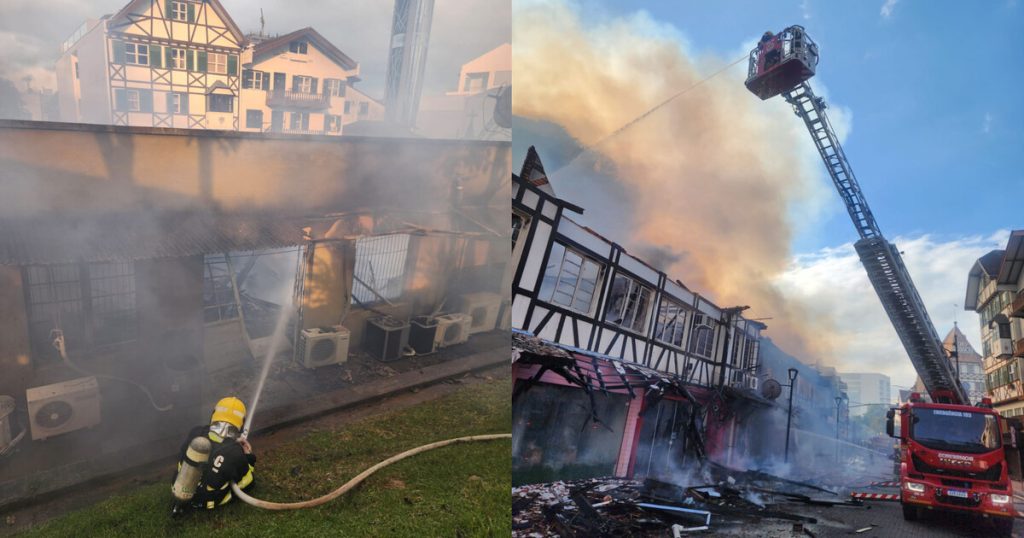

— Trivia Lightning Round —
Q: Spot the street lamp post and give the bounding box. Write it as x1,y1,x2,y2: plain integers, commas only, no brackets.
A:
784,367,799,463
835,396,843,462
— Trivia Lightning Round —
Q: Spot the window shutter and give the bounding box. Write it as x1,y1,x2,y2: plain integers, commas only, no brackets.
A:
181,93,189,115
339,80,347,97
112,41,126,64
227,55,238,76
149,45,162,68
186,50,194,71
197,51,207,72
140,90,153,112
291,75,299,92
165,92,174,113
165,0,174,19
187,3,195,22
310,78,318,94
165,47,174,69
115,89,129,111
242,70,252,89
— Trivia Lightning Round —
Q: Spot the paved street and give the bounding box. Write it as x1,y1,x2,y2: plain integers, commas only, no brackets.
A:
709,499,1024,538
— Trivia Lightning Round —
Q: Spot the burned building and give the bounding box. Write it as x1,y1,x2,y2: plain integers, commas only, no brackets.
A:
0,120,510,507
510,147,773,485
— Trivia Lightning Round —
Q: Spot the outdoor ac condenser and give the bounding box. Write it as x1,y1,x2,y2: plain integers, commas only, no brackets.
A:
458,292,502,335
435,313,472,348
409,316,440,355
364,316,410,362
298,326,351,368
27,376,101,441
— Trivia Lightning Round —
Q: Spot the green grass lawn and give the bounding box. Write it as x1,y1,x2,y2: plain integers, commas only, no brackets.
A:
20,376,511,537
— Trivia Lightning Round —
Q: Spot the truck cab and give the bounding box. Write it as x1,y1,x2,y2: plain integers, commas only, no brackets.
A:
887,393,1014,535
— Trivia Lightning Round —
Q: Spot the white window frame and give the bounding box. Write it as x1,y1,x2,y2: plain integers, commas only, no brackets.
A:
251,71,265,90
170,48,186,70
126,43,148,66
654,298,688,349
171,1,187,21
325,79,344,97
604,273,653,334
289,41,308,54
126,89,141,112
208,52,227,74
539,243,603,315
688,315,715,359
325,114,341,133
295,75,313,94
169,93,182,114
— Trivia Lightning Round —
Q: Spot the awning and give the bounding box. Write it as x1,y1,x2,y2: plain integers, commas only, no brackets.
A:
0,211,308,265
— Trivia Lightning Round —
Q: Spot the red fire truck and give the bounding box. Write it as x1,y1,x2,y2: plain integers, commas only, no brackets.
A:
745,26,1015,535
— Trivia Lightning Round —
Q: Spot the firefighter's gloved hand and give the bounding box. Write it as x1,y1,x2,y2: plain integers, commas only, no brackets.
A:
239,438,252,455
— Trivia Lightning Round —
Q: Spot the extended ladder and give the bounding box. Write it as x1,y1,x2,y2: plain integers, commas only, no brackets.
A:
782,82,967,404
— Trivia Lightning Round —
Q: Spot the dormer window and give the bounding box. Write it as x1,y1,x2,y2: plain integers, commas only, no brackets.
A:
289,41,308,54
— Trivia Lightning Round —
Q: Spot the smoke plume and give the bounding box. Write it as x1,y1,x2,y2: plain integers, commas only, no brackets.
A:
514,1,836,360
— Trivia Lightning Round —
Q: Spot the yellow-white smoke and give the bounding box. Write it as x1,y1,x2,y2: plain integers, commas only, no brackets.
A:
514,1,838,360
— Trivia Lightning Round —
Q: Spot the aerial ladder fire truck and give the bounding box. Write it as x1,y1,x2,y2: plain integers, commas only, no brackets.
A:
746,26,1015,534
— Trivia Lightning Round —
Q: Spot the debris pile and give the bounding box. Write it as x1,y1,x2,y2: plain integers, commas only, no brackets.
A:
512,465,873,537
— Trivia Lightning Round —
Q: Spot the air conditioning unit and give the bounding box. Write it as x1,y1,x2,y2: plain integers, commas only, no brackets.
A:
365,316,410,362
27,376,101,441
746,376,759,391
0,395,14,452
409,316,439,355
298,326,350,368
458,292,503,335
435,313,472,348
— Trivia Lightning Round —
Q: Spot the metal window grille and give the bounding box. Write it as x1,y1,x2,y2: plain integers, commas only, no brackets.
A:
203,254,239,323
24,262,137,360
352,234,411,304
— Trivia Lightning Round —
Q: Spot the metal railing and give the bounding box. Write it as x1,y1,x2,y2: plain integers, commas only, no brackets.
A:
265,89,330,109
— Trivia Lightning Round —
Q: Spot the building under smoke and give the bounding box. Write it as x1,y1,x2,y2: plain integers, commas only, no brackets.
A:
0,120,510,508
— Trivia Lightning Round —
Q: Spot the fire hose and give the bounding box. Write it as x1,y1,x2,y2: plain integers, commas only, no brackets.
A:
229,433,511,510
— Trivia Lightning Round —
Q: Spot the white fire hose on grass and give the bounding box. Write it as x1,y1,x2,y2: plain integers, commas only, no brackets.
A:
230,433,512,510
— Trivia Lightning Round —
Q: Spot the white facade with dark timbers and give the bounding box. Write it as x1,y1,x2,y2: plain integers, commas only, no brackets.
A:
511,154,763,390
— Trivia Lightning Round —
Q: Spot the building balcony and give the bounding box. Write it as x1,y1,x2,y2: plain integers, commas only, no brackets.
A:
265,89,330,110
1011,290,1024,319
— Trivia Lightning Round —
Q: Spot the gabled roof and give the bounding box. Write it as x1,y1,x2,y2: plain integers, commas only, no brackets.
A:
997,230,1024,286
942,325,981,361
109,0,245,45
964,249,1006,310
253,27,357,71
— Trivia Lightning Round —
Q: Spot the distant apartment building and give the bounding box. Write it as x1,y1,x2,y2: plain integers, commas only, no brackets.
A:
56,1,246,130
418,43,510,140
965,231,1024,417
239,28,382,135
840,372,891,416
56,2,381,135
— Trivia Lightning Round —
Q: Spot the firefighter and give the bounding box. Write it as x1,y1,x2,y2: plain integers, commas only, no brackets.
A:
173,397,256,512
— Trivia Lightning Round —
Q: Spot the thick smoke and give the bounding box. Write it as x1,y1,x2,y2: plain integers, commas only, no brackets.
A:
514,1,836,360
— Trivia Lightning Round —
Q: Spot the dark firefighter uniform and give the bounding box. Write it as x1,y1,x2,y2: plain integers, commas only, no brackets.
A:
175,396,255,510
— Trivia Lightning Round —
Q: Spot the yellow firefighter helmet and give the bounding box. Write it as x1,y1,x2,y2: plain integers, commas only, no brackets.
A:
211,396,247,430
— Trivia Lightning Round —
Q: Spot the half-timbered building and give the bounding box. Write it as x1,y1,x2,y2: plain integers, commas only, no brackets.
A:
511,146,771,484
57,0,247,130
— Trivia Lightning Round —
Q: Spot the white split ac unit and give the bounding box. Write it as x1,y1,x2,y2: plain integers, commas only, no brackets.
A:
299,326,351,368
746,376,759,391
458,292,503,335
27,376,101,441
435,313,472,348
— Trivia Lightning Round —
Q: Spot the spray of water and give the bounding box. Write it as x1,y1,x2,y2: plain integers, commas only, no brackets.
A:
241,302,292,438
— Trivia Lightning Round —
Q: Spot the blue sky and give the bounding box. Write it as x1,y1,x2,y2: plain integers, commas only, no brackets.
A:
518,0,1022,252
513,0,1021,388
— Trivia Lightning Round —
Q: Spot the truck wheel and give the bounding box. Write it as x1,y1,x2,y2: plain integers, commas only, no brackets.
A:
901,502,919,521
991,516,1014,537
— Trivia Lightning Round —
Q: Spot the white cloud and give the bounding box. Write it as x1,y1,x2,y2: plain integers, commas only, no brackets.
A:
983,112,994,134
880,0,899,19
800,0,812,20
775,230,1011,389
